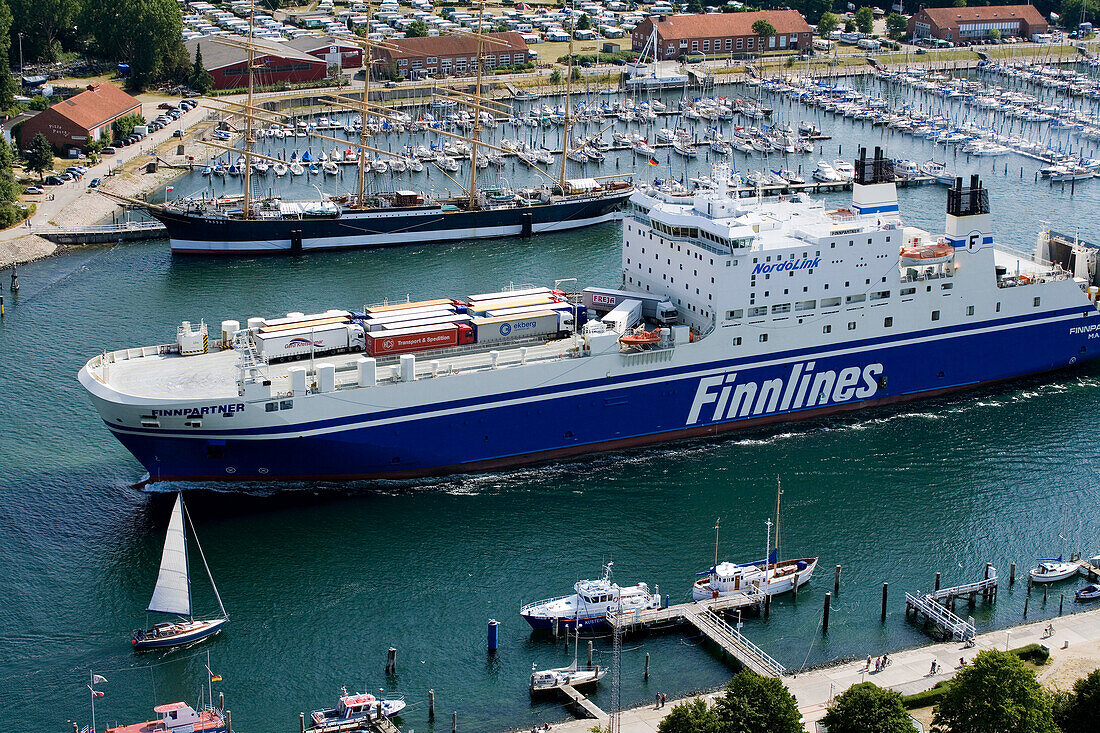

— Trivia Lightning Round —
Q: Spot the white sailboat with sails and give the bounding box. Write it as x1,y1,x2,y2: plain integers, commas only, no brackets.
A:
131,493,228,650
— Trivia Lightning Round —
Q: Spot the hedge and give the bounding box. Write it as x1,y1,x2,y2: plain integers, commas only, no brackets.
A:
901,680,949,710
1010,643,1051,665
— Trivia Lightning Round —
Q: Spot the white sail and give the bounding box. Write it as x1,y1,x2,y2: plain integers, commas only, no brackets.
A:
147,494,191,616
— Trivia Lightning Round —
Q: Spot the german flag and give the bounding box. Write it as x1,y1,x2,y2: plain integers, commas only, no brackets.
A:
648,157,659,166
210,674,223,682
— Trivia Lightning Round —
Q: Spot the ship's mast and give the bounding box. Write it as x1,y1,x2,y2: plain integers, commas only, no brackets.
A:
356,0,373,207
467,4,487,210
559,2,575,191
243,3,255,219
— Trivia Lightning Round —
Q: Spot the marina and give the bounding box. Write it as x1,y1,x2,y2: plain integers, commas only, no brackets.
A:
14,49,1100,733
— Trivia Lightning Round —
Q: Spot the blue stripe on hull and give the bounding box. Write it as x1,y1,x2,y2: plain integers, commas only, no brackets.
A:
523,615,607,631
113,318,1100,482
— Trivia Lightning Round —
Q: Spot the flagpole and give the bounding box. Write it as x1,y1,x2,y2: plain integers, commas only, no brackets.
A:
89,672,96,733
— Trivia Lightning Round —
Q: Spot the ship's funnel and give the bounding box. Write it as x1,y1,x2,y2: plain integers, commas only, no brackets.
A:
945,175,991,250
851,146,898,217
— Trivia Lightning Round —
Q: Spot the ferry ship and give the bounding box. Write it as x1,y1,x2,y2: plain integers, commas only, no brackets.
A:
78,148,1100,483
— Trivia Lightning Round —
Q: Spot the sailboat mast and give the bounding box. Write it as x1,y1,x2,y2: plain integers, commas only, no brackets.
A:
243,5,255,219
713,517,720,567
181,496,194,621
184,498,229,620
468,5,486,210
357,0,373,207
774,477,782,572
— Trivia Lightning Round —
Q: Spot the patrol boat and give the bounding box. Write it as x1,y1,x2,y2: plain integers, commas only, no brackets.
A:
519,562,661,630
78,147,1100,483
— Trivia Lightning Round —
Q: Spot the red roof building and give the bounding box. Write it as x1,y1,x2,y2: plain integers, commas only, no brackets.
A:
372,32,530,78
19,82,141,152
907,5,1048,42
632,11,812,59
185,38,328,91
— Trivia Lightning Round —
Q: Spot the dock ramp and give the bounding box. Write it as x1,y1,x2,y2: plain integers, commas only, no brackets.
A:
683,606,785,677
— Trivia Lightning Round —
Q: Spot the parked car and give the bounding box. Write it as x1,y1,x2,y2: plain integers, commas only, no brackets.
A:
43,176,64,186
60,172,75,182
24,185,44,194
89,178,101,188
172,129,184,137
158,102,175,110
102,146,117,154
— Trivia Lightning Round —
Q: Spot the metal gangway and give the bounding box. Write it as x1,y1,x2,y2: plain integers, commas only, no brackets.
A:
905,592,976,641
930,566,998,609
684,606,786,678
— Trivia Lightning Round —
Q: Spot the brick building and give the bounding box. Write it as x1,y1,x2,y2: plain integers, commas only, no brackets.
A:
185,38,328,90
372,32,530,78
284,35,364,70
19,82,141,152
907,5,1048,43
631,11,812,59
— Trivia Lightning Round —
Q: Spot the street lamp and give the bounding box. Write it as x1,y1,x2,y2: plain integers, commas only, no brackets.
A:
18,32,23,77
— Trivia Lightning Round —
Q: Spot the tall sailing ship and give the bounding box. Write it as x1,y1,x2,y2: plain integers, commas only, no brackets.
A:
142,6,631,255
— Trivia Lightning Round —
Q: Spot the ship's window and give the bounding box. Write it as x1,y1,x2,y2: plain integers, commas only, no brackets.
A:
996,301,1001,312
822,297,841,307
265,403,278,412
932,310,940,321
795,300,816,312
868,238,873,244
823,325,832,334
966,305,975,316
733,335,742,346
942,283,953,290
846,294,866,304
884,317,893,327
749,306,767,317
871,290,890,301
759,334,768,342
727,261,731,267
772,304,791,314
847,321,856,330
1034,297,1041,307
280,400,294,410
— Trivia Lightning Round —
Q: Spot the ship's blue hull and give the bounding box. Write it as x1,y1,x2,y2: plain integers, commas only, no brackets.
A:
107,308,1100,482
522,614,611,631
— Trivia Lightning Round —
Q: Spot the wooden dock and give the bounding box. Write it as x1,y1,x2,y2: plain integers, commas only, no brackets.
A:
558,684,607,721
605,590,784,677
368,717,401,733
905,592,976,641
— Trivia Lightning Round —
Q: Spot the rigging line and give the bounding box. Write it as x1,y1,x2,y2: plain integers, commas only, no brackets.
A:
83,645,221,674
797,614,825,673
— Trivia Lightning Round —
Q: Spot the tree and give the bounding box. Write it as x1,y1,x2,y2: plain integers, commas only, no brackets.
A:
571,65,581,81
687,0,705,14
821,683,912,733
713,670,803,733
576,13,591,31
855,6,874,34
931,650,1056,733
844,18,857,32
800,0,833,25
112,113,144,142
657,698,720,733
886,12,907,40
753,19,778,40
405,20,429,37
1053,668,1100,733
26,132,54,181
0,137,19,205
80,0,187,89
549,68,562,84
988,28,1002,41
817,12,839,37
0,0,15,109
8,0,79,63
189,44,214,94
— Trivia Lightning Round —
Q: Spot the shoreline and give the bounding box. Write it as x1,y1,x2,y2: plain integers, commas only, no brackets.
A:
538,604,1100,732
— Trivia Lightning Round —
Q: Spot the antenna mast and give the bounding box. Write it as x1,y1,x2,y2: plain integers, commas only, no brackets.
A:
243,4,255,219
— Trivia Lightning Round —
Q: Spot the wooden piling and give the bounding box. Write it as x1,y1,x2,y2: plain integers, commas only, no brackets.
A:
792,574,798,601
935,572,941,592
881,582,888,622
764,591,771,618
299,713,305,733
587,640,593,669
644,652,650,680
452,711,457,733
834,565,842,596
429,689,435,719
385,647,397,673
1024,596,1029,618
822,592,831,635
1060,593,1064,616
1044,584,1049,603
226,711,231,733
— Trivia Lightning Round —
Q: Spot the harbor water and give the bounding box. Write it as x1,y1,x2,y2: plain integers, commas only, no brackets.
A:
7,73,1100,732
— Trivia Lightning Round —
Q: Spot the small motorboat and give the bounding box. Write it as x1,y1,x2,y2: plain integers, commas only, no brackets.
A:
272,162,288,177
104,701,227,733
899,242,954,267
290,162,304,176
322,161,339,176
1029,557,1079,583
309,688,405,731
519,562,660,631
1076,584,1100,601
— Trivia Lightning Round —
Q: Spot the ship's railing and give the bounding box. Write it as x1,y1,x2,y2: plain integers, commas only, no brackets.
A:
98,343,177,365
519,595,572,614
31,221,163,236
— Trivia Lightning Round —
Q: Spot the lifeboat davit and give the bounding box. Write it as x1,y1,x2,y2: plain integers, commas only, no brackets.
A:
899,242,954,267
619,329,662,346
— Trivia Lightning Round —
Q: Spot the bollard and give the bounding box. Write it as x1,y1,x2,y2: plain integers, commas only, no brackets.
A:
881,582,888,622
386,647,397,674
587,640,593,669
935,572,941,592
429,690,435,719
1060,593,1064,616
1010,562,1016,585
644,652,650,680
487,619,499,652
452,711,457,733
822,592,831,635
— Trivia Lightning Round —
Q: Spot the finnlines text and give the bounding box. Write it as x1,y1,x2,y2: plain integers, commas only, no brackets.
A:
686,362,884,424
752,257,820,275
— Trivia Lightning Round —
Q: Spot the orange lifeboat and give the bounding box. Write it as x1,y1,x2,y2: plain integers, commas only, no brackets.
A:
619,328,662,347
899,242,954,267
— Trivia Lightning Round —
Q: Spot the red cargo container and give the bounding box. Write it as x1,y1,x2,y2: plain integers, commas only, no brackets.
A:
364,323,474,356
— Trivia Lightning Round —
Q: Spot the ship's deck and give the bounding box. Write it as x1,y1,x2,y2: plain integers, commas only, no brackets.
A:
90,333,623,402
